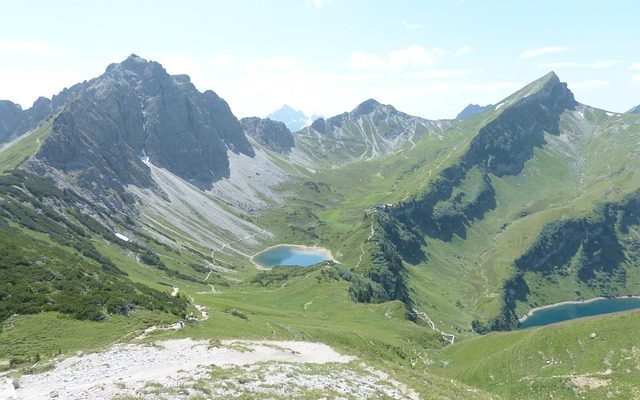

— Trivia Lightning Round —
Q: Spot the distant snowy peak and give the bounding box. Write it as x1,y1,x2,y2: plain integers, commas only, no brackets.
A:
268,105,320,132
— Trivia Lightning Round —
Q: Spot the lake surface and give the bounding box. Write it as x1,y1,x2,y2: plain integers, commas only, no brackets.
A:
252,245,332,268
518,297,640,329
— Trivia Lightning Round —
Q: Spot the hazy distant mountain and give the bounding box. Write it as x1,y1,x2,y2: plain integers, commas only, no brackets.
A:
0,100,23,142
627,105,640,114
267,104,320,132
0,97,55,144
456,103,491,120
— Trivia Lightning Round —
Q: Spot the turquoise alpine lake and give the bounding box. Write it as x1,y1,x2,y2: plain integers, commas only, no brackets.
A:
518,297,640,329
252,245,332,268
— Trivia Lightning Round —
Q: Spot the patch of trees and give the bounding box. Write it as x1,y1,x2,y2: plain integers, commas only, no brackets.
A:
0,229,187,322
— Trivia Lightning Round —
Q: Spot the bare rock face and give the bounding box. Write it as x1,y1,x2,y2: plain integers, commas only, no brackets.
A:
29,54,254,200
240,117,294,153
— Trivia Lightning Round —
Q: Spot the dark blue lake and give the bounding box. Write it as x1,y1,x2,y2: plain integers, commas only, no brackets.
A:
518,297,640,329
252,245,332,268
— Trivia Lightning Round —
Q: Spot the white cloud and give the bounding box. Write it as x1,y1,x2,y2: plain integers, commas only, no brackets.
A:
630,63,640,70
405,69,474,79
455,45,471,57
0,38,64,58
209,54,235,70
348,52,387,70
537,60,620,69
632,74,640,83
349,45,444,72
520,46,570,59
402,21,423,30
389,45,443,70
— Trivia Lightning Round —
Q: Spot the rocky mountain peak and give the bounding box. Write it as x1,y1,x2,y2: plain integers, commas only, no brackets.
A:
500,71,575,111
27,55,255,209
464,72,577,176
351,99,381,116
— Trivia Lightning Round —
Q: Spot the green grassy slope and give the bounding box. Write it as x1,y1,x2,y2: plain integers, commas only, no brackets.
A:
0,119,52,173
433,310,640,399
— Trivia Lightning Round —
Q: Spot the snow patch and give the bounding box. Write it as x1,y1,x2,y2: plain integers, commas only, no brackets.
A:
114,233,129,242
495,102,504,110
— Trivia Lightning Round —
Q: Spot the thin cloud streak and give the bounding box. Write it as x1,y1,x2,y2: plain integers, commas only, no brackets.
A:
0,38,64,58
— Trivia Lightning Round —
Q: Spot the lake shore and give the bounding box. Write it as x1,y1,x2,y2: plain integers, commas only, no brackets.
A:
518,295,640,323
250,244,335,270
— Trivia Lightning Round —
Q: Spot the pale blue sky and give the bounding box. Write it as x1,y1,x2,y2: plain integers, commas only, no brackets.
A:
1,0,638,119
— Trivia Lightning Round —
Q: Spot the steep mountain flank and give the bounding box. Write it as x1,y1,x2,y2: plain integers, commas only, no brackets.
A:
364,73,579,311
627,105,640,114
471,190,640,332
392,73,575,239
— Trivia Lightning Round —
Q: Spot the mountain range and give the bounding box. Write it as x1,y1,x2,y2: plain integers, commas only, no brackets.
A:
2,54,640,399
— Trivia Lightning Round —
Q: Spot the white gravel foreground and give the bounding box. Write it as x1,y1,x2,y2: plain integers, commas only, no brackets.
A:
11,338,418,399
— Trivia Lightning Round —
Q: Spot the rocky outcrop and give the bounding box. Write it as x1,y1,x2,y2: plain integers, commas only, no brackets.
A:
240,117,294,153
27,54,254,205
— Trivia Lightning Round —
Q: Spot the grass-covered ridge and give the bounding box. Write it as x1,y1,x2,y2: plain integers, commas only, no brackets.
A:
434,310,640,399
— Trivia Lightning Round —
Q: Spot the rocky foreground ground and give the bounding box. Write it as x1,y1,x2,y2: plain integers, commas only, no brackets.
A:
3,338,419,399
